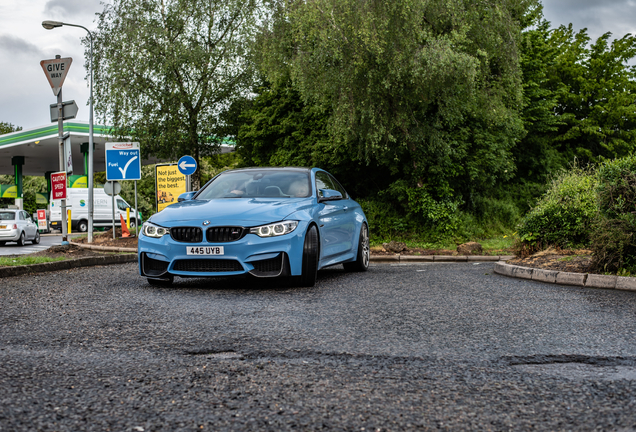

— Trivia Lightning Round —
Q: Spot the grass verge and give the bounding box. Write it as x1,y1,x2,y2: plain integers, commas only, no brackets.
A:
0,256,66,267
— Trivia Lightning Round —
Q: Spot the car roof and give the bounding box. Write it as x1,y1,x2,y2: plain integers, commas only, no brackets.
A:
227,167,312,173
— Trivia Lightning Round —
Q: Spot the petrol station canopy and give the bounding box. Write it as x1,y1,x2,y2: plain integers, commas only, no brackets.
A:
0,121,234,176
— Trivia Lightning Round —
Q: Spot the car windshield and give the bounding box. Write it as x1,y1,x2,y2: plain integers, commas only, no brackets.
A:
0,212,15,221
196,170,311,199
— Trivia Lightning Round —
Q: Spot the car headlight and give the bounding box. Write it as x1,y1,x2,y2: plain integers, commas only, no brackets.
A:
142,222,169,238
250,221,298,238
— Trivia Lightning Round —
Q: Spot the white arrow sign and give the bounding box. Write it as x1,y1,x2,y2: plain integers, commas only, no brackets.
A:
179,160,196,171
40,57,73,96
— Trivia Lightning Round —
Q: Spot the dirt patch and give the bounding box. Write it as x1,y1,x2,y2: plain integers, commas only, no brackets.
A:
508,247,593,274
72,229,138,249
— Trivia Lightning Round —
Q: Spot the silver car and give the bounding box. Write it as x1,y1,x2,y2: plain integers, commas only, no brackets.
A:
0,209,40,246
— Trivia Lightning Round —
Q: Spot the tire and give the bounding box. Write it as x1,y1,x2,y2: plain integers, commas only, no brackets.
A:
32,231,40,245
129,219,137,230
77,220,88,233
343,223,370,272
147,276,174,287
17,232,25,246
297,225,319,287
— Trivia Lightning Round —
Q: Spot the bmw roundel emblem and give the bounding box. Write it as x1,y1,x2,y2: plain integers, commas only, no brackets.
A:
202,220,211,226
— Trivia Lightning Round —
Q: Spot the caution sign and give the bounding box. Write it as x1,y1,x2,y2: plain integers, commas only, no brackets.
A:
155,164,186,212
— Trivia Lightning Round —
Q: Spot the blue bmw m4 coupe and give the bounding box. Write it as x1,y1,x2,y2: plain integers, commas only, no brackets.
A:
138,167,370,286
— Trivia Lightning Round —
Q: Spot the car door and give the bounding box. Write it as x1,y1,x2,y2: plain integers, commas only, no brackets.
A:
24,212,37,239
315,171,356,261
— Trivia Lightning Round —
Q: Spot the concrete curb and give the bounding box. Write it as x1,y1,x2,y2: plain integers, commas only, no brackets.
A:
370,255,513,263
493,262,636,293
70,241,137,253
0,254,138,278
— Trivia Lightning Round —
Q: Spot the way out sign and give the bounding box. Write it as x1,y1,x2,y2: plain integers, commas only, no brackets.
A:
106,142,141,181
51,171,67,200
40,57,72,96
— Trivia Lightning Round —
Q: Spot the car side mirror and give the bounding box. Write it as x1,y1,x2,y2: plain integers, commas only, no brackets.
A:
178,191,196,202
318,189,343,203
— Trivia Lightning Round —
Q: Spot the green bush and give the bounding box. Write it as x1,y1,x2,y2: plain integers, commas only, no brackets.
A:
516,167,598,254
591,155,636,273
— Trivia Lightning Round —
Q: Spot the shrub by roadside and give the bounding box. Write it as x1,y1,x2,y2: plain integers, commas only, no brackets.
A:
515,167,598,256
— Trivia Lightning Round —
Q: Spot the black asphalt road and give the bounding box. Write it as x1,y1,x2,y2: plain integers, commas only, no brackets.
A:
1,262,636,431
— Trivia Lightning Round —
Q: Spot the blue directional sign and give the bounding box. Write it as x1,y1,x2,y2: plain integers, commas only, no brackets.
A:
178,155,197,176
106,142,141,181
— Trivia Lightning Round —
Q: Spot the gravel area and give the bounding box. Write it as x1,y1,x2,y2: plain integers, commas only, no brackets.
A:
1,262,636,430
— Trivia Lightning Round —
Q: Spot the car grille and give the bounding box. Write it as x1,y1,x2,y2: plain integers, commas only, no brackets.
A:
142,254,169,277
206,227,246,243
173,259,243,273
170,227,203,243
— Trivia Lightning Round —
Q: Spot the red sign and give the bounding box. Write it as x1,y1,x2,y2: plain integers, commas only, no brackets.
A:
51,171,67,200
37,209,46,220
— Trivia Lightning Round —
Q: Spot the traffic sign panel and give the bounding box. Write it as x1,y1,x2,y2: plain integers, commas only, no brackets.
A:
40,57,72,96
178,155,197,176
106,142,141,181
50,100,79,122
51,171,67,200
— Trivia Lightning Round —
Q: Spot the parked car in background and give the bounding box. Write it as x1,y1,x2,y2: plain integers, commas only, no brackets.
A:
0,209,40,246
138,167,370,286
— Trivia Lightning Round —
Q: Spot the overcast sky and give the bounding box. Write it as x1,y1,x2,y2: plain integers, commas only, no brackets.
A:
0,0,635,131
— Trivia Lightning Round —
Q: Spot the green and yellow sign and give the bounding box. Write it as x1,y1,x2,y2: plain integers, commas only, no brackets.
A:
0,184,17,198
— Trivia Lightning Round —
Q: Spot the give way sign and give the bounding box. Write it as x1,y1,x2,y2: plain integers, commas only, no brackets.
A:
40,57,72,96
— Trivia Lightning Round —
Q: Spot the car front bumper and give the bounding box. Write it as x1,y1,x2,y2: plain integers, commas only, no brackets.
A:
138,222,308,279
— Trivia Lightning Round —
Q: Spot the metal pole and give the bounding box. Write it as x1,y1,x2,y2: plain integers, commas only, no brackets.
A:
87,29,94,244
111,182,116,240
134,180,139,236
186,174,191,192
56,55,68,245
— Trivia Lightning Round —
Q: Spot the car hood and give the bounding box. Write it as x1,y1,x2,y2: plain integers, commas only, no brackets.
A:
148,197,314,227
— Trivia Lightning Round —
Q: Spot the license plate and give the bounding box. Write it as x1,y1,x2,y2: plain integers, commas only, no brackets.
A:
187,246,224,255
0,225,5,229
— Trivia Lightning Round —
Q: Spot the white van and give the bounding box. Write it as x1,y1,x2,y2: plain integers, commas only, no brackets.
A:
50,188,141,233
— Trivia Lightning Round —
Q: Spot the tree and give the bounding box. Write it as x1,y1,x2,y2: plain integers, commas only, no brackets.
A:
258,0,535,209
0,122,21,135
92,0,262,188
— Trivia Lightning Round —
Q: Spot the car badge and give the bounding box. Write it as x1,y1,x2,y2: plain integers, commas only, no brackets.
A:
202,220,211,226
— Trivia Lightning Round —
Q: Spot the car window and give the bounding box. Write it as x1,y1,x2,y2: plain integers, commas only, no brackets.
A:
0,212,15,221
328,173,348,199
117,200,129,211
196,170,311,199
18,212,25,220
315,171,336,198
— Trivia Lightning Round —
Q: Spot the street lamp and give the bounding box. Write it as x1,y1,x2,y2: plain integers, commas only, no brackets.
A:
42,20,95,243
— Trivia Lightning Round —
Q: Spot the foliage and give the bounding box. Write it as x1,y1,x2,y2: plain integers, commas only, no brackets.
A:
92,0,261,188
516,167,598,254
591,155,636,273
0,122,21,135
0,175,47,215
258,0,533,206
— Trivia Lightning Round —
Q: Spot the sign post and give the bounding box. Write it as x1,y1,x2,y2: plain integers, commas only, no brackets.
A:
37,209,47,232
42,55,73,244
104,180,121,240
178,155,197,192
105,142,141,238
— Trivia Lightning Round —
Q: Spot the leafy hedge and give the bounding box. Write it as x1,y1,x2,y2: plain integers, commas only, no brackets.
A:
591,156,636,273
516,168,598,254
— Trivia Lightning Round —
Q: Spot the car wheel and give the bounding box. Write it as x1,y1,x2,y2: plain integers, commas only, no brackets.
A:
147,276,173,287
343,223,370,272
129,219,137,230
78,220,88,232
32,231,40,245
297,225,319,287
17,232,25,246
